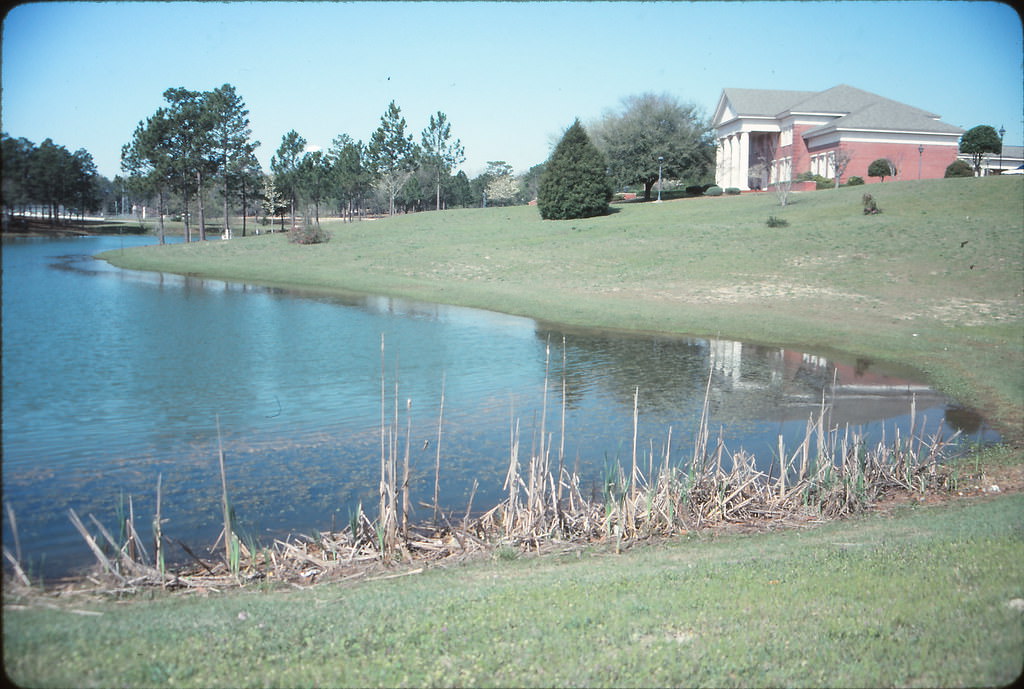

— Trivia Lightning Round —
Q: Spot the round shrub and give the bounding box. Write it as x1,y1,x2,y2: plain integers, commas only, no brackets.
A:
868,158,895,181
703,185,723,196
846,176,864,186
724,187,741,195
944,159,974,178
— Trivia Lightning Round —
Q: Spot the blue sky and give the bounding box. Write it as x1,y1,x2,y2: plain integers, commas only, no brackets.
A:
2,1,1021,180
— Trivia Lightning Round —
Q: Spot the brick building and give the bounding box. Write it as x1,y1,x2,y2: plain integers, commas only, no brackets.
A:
713,84,964,190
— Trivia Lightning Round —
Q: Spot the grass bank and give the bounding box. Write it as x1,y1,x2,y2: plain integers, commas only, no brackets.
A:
5,494,1023,687
101,176,1023,439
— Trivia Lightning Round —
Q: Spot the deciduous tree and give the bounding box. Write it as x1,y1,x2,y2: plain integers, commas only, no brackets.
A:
959,125,1002,176
261,175,288,232
832,148,853,189
483,161,518,206
868,158,894,182
590,93,714,200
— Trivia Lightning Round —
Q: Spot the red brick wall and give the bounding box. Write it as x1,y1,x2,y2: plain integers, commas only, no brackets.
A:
802,141,958,183
779,124,816,175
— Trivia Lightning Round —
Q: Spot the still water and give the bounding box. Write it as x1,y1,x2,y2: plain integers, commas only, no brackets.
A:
2,235,999,579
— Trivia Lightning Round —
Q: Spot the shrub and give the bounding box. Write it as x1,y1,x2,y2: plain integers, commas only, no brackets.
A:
846,176,864,186
766,215,789,228
537,119,611,220
868,158,895,182
944,159,974,178
685,185,704,196
796,172,834,189
703,185,723,196
289,222,331,244
724,187,741,195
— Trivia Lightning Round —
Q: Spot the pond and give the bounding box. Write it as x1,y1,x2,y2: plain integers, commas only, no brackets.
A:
1,235,1000,579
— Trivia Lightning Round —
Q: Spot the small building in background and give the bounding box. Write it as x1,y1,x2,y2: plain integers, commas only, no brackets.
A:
958,144,1024,175
713,84,964,190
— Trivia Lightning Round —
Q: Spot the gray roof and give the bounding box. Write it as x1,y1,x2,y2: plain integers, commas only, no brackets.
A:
722,84,964,135
721,88,816,117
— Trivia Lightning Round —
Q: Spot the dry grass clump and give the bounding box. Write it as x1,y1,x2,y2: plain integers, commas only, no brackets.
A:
4,343,968,596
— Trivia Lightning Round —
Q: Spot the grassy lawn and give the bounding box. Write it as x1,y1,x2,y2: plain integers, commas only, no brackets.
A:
101,176,1023,439
5,493,1023,687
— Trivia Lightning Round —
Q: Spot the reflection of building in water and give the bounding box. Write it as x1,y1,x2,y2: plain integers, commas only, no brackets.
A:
706,339,949,428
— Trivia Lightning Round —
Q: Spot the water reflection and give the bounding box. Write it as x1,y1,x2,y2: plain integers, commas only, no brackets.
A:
1,236,1000,580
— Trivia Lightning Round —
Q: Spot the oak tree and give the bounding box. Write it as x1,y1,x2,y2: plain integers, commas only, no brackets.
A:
590,93,714,200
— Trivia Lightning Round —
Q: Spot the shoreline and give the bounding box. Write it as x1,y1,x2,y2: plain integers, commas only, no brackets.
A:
98,181,1024,443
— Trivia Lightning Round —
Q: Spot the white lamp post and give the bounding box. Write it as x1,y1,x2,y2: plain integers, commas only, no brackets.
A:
656,156,664,202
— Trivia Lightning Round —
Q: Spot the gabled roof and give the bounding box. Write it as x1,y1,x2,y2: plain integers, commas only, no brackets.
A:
718,84,964,136
719,88,815,118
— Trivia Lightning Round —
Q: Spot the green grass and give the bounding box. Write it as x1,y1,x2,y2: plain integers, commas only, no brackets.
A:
101,176,1024,439
5,494,1023,687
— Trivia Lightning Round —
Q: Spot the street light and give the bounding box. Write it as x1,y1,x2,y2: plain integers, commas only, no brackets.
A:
918,145,924,179
656,156,664,202
999,125,1006,174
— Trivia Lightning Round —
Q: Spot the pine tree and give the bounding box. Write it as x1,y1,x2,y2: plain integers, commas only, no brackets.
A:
365,101,418,215
537,120,611,220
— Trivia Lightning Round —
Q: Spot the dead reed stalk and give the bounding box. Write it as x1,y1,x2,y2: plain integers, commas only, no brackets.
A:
46,351,968,595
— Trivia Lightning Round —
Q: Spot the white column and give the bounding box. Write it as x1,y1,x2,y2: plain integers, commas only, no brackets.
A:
715,138,725,187
737,131,750,190
729,135,739,188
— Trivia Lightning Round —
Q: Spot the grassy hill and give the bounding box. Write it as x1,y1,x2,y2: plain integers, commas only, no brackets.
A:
102,176,1023,439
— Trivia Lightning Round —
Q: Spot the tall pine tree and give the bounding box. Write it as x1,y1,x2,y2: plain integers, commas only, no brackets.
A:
537,119,611,220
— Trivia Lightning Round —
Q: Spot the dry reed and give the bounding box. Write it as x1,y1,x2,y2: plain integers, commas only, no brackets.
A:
15,347,974,596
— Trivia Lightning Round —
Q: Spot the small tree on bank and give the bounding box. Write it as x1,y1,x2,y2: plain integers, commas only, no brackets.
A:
868,158,894,182
959,125,1002,176
537,120,611,220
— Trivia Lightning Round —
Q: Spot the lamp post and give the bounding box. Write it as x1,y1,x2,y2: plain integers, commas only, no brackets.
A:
918,145,924,179
656,156,664,202
999,125,1006,174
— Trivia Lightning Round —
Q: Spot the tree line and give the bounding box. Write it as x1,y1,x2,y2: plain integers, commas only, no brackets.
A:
1,134,104,225
2,86,719,234
117,85,717,237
